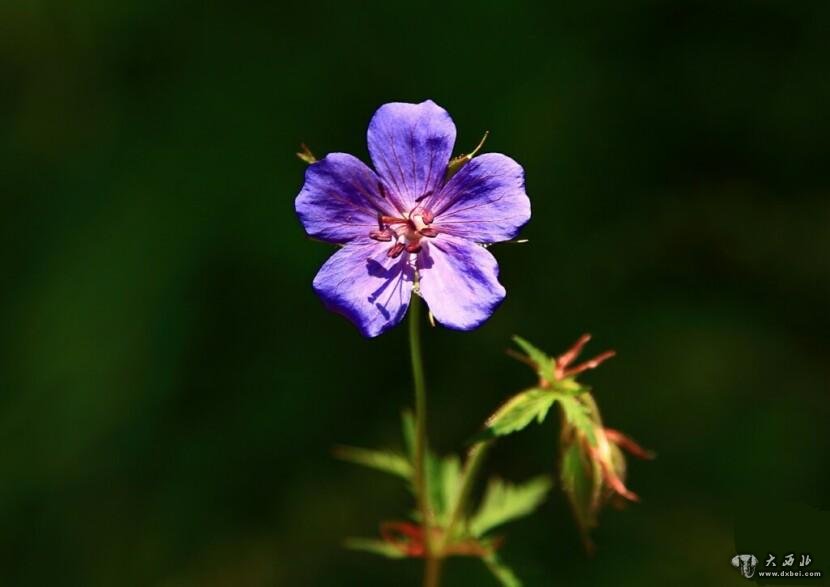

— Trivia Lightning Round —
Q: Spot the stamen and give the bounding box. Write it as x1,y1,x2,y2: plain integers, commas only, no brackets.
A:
419,227,438,238
369,230,393,242
387,242,405,258
405,241,422,253
421,210,434,224
411,214,431,233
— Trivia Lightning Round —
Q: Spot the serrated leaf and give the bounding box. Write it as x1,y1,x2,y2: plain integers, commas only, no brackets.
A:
401,411,464,519
556,394,597,445
481,388,557,439
443,456,463,508
426,451,444,516
483,552,523,587
552,377,587,395
333,446,412,480
469,476,552,537
426,453,463,524
344,537,406,559
512,336,555,383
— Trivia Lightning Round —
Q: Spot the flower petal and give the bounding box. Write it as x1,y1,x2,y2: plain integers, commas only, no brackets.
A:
428,153,530,243
295,153,396,244
312,241,413,337
416,235,505,331
367,100,456,213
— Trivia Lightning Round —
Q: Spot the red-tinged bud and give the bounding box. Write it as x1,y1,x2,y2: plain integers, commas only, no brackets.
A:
557,333,592,372
551,334,617,380
589,441,640,502
503,334,652,551
562,350,616,378
604,428,656,460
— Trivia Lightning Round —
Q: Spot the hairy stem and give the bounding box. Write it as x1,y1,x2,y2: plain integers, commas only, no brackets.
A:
408,295,439,587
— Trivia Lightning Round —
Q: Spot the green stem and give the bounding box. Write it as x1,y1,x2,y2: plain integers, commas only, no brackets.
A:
424,555,443,587
408,295,439,587
443,440,493,543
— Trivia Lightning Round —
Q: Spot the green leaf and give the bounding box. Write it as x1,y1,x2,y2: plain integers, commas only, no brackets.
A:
560,441,601,548
556,394,597,445
402,411,464,520
426,451,445,517
483,552,523,587
427,453,463,524
551,376,587,395
479,387,596,442
442,456,463,511
480,388,557,439
344,537,406,559
333,445,412,480
512,336,555,383
469,476,552,537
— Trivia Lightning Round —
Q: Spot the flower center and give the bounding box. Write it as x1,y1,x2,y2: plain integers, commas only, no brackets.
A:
369,208,438,258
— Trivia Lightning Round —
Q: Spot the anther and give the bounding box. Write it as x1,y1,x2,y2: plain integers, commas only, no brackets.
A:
387,242,405,258
405,241,422,253
419,227,438,238
421,210,434,224
370,230,393,242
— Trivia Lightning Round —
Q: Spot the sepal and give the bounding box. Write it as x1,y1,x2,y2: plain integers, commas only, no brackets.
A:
445,131,489,180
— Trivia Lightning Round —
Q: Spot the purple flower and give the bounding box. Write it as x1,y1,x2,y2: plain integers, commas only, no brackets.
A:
295,100,531,337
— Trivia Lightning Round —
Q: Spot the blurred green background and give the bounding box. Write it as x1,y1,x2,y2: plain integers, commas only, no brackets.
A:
2,1,828,585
